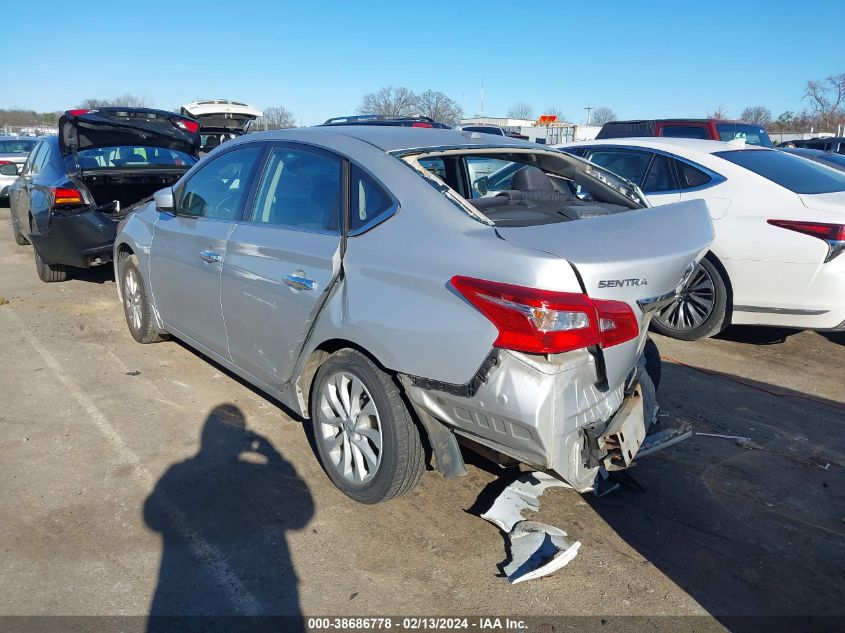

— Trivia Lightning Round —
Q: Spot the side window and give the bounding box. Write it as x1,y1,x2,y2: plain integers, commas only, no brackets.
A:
179,146,262,220
249,146,342,232
585,149,650,185
641,154,675,193
675,160,712,189
418,157,446,180
660,125,708,140
29,143,49,176
350,165,394,232
21,143,42,175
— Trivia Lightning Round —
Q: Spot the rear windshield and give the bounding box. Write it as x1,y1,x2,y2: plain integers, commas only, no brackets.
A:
76,145,196,169
715,149,845,194
463,126,504,135
715,123,773,148
0,139,37,154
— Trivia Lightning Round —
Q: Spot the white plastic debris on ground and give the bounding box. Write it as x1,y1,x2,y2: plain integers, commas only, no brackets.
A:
480,472,581,584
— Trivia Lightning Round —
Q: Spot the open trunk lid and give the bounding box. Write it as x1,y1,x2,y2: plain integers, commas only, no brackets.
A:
180,100,262,134
496,200,714,386
59,108,200,157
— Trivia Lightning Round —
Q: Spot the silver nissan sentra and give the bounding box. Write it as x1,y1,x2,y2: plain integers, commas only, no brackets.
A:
114,126,713,503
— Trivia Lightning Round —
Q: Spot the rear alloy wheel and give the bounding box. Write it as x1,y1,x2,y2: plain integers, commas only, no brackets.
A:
119,252,165,344
650,256,728,341
34,250,68,283
311,349,424,504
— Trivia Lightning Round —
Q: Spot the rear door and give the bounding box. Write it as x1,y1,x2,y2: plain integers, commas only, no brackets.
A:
221,143,344,387
149,144,264,356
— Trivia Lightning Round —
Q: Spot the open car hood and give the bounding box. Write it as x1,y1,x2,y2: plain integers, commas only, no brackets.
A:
59,108,200,157
180,100,263,133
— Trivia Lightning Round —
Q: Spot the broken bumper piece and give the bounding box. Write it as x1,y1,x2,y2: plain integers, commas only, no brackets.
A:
480,472,582,584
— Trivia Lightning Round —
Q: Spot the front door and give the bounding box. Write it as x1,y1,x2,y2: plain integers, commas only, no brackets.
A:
149,144,264,356
221,144,343,388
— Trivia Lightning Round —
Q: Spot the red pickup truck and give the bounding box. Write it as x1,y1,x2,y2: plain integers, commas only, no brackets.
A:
596,118,773,147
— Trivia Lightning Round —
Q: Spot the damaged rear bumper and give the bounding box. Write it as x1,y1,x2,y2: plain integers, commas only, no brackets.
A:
29,210,123,268
402,344,670,491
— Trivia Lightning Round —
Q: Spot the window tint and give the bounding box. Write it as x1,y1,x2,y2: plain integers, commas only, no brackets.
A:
249,146,341,231
350,165,394,232
715,149,845,194
660,125,708,140
76,145,195,170
179,145,262,220
715,123,773,148
642,154,675,192
585,149,650,184
0,139,36,154
675,160,712,189
418,157,446,180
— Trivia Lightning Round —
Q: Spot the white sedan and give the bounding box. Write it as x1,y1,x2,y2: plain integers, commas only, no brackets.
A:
556,137,845,339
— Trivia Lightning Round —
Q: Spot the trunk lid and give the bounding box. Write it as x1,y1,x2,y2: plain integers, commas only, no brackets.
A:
180,100,262,134
496,200,714,387
59,108,200,157
799,191,845,219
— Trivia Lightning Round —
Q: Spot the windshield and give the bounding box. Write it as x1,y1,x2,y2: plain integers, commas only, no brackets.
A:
74,145,196,169
716,149,845,194
715,123,773,148
0,139,37,154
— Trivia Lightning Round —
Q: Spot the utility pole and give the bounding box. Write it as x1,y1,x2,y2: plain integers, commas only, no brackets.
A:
480,78,485,118
584,107,594,125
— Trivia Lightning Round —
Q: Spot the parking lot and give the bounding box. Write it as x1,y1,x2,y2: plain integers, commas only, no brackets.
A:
0,201,843,626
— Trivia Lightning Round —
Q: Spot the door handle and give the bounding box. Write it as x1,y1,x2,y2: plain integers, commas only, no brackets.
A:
283,274,317,291
199,250,222,263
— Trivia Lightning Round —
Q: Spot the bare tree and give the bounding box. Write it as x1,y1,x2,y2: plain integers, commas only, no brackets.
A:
257,106,296,129
707,104,729,119
415,90,462,125
542,107,566,121
591,106,617,126
739,106,772,125
358,86,418,118
78,94,154,108
803,73,845,126
507,102,534,120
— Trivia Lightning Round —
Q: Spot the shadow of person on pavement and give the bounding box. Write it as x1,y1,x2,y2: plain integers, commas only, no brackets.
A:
144,404,313,632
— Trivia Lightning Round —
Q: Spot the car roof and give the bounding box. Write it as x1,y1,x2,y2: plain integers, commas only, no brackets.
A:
562,136,770,157
245,125,536,153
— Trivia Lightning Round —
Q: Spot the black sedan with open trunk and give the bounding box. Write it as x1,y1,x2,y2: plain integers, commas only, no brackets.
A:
8,107,200,282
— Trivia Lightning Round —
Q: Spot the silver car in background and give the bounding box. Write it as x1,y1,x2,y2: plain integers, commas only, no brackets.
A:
0,136,37,200
114,127,713,503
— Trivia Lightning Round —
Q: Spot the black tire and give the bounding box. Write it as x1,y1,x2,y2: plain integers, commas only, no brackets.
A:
118,252,165,344
643,337,661,391
12,216,29,245
650,256,728,341
34,249,68,282
310,349,425,504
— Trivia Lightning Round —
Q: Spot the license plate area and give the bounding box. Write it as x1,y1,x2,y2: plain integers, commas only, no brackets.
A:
599,383,647,470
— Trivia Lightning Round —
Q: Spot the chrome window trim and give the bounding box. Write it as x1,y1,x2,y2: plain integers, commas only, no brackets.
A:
568,144,727,193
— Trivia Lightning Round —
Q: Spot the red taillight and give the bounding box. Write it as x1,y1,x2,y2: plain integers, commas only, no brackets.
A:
53,187,84,206
66,109,94,116
768,219,845,242
173,117,200,134
451,276,639,354
0,160,12,165
411,122,433,128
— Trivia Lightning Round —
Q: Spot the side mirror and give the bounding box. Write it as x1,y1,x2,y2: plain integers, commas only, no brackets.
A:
154,187,175,213
0,163,18,177
474,176,489,196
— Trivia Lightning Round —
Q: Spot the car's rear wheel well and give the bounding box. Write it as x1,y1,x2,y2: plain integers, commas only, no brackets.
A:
704,250,733,324
116,242,135,258
298,339,391,418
